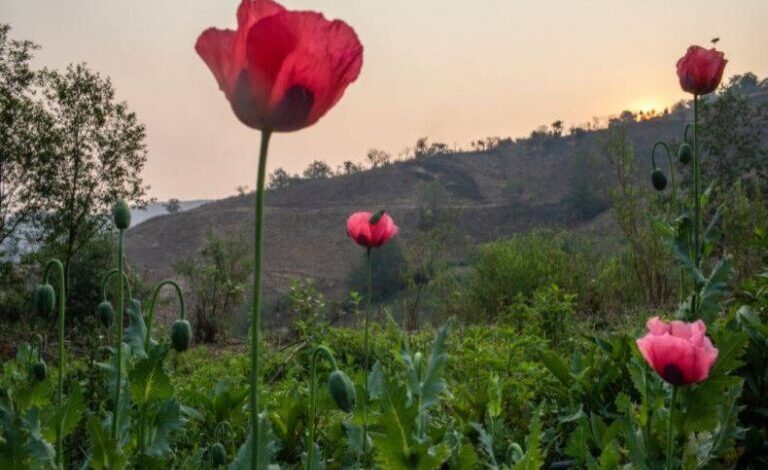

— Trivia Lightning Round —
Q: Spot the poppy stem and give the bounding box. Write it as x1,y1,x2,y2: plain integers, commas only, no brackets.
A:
666,385,678,470
251,129,272,469
43,259,66,468
362,247,372,460
650,141,679,213
113,228,125,440
145,280,185,351
306,346,338,469
689,95,702,318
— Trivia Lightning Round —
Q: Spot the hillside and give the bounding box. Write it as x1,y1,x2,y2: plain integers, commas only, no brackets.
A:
124,115,685,304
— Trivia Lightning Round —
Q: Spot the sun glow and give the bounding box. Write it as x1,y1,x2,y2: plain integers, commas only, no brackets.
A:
632,98,668,118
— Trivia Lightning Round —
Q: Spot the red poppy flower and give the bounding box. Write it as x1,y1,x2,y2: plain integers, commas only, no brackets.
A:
346,211,399,248
195,0,363,132
636,317,718,386
676,46,727,96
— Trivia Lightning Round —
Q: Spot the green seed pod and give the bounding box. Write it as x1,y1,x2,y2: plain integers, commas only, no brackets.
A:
32,361,47,382
328,369,356,413
170,319,192,352
96,300,115,328
34,284,56,317
678,143,692,165
210,442,227,467
113,200,131,230
651,169,667,191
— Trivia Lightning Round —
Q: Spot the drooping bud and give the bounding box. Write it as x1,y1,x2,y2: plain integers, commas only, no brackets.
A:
651,169,667,191
678,143,692,165
32,361,47,382
171,319,192,352
328,369,356,413
210,442,227,467
113,200,132,230
97,300,115,328
34,284,56,317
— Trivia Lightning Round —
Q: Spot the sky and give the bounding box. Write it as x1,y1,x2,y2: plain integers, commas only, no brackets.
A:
4,0,767,200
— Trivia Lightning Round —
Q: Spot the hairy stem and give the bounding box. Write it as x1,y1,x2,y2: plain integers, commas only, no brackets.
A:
362,248,372,459
251,130,272,469
113,229,125,438
44,259,66,468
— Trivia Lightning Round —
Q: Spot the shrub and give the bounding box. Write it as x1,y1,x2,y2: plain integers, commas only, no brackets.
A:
463,231,589,322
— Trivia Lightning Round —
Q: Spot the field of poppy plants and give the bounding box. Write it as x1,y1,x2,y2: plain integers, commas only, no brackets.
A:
2,0,768,469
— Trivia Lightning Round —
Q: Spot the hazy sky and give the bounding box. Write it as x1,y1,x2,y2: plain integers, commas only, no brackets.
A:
4,0,767,200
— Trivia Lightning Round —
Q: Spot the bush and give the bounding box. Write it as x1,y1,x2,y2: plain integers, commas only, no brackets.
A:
463,231,589,322
175,230,251,343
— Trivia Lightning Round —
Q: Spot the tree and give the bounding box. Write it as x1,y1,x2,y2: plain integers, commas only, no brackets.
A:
302,160,333,180
0,25,51,252
551,120,564,138
165,198,181,214
267,167,293,189
175,230,251,343
339,160,362,175
31,63,150,288
700,74,768,188
366,148,391,168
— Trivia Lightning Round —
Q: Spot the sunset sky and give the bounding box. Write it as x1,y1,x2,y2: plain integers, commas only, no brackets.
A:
5,0,767,200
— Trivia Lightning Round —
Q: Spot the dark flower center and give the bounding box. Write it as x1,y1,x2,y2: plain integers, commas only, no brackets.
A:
662,363,686,385
271,85,314,131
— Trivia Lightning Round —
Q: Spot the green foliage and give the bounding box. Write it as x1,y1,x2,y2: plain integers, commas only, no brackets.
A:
464,231,588,322
175,230,251,342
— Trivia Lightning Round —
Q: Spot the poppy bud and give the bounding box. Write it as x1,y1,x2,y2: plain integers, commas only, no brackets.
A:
210,442,227,467
171,319,192,352
97,301,115,328
651,169,667,191
32,361,47,382
113,200,131,230
328,369,356,413
35,284,56,317
678,143,692,165
369,209,386,225
413,351,423,375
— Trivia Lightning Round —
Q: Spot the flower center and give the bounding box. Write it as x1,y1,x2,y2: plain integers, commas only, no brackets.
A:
271,85,314,131
662,363,686,385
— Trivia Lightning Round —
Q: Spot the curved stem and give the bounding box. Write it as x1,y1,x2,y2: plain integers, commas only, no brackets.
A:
214,421,232,444
666,386,678,470
691,95,701,318
145,279,185,351
112,228,125,439
683,123,692,144
43,258,66,469
250,130,272,469
362,248,372,460
32,333,44,362
306,346,339,469
651,141,679,212
100,267,133,302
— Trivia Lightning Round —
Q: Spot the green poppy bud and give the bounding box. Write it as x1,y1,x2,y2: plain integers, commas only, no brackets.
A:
97,300,115,328
170,319,192,352
413,351,423,375
651,169,667,191
32,361,47,382
34,284,56,317
210,442,227,467
113,200,131,230
678,143,692,165
328,369,356,413
369,209,386,225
